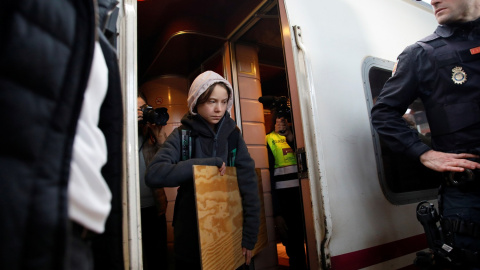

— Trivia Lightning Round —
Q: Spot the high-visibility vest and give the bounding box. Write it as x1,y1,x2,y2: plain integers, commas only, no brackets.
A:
266,132,297,169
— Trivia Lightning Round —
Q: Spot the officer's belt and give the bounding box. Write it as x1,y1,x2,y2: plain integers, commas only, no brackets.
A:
443,168,480,187
441,218,480,239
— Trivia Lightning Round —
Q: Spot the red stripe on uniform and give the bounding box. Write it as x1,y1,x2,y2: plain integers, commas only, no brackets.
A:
470,46,480,55
330,234,427,270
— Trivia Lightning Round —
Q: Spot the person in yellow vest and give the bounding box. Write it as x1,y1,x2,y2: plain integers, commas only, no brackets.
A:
266,110,307,270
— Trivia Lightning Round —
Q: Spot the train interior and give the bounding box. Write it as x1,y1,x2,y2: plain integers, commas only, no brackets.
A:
137,0,308,268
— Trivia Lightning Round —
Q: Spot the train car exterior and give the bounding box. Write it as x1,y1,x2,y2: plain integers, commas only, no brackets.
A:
282,0,438,269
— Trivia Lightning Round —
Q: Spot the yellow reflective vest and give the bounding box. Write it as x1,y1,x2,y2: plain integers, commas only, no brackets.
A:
266,132,297,169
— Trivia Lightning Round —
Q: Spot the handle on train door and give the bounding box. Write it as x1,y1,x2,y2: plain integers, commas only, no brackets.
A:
296,147,309,179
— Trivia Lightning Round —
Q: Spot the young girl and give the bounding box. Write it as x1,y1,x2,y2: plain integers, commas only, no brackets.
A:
146,71,260,269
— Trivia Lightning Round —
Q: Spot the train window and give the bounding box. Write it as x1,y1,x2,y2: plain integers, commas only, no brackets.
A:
417,0,431,7
363,57,440,205
411,0,432,10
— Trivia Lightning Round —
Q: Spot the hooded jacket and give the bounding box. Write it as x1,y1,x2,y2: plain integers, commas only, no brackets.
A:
146,73,260,263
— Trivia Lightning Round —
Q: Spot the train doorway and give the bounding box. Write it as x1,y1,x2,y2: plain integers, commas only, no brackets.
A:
135,0,314,268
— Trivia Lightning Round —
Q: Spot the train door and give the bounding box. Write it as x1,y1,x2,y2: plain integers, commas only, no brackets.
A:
117,0,319,269
228,1,319,268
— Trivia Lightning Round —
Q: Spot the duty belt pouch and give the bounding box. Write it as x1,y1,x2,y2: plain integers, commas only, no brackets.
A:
439,218,455,246
441,218,480,240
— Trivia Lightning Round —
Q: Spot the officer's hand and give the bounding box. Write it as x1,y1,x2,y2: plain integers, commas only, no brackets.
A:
420,150,480,172
218,162,226,176
242,247,252,265
274,215,289,243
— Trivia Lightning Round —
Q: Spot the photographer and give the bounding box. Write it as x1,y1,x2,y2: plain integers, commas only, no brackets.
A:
137,94,168,269
265,104,307,270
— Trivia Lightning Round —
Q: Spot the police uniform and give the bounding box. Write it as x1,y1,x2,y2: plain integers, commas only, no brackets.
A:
371,18,480,268
266,131,307,269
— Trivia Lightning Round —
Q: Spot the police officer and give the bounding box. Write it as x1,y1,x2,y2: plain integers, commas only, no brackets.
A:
371,0,480,268
266,110,307,269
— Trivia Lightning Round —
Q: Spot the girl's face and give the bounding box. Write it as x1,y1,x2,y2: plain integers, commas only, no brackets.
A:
196,84,229,129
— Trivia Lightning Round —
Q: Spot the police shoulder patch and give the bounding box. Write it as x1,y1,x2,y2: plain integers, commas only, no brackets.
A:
391,60,399,76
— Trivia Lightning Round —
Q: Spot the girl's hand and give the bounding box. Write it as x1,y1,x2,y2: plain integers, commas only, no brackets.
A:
242,247,252,265
218,162,226,176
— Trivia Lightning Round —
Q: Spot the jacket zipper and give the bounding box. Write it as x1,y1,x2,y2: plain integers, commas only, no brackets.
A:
212,116,226,157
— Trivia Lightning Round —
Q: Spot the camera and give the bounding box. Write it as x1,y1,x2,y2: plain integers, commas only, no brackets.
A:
139,104,169,126
258,96,292,121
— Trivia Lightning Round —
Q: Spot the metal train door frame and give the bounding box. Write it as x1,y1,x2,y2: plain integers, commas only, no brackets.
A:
278,1,325,268
117,0,143,268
